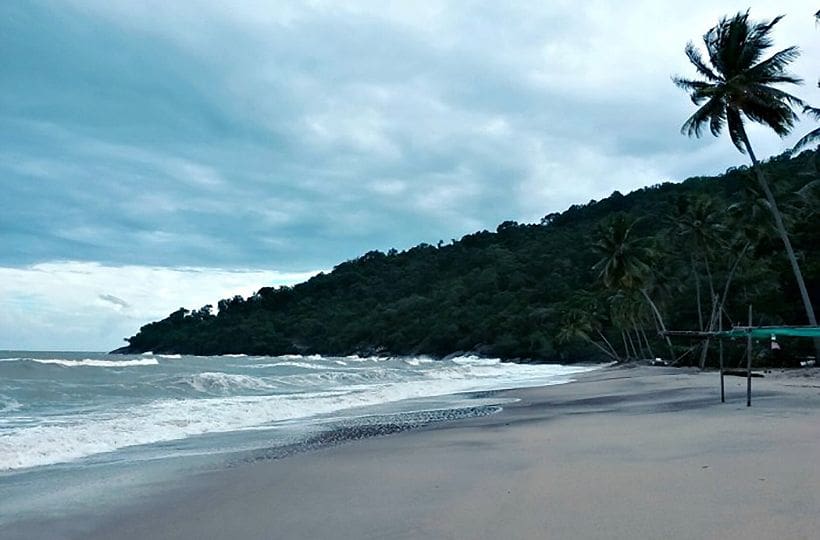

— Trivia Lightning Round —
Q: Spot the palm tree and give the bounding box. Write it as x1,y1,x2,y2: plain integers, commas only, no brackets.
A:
608,289,654,360
670,196,728,367
592,214,675,359
671,195,725,329
556,307,620,362
674,12,819,347
592,214,651,291
557,291,622,361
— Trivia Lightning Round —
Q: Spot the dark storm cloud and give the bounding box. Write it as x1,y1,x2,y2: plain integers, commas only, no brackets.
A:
2,1,818,271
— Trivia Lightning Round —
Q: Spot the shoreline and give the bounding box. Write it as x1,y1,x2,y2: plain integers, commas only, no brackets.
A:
4,365,820,539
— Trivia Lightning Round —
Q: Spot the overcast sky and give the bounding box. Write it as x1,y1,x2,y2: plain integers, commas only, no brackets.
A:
2,1,818,350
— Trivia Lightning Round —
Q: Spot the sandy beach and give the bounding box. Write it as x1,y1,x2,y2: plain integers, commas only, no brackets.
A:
5,365,820,540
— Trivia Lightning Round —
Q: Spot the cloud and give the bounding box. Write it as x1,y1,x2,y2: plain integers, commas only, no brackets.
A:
2,1,819,348
0,262,320,351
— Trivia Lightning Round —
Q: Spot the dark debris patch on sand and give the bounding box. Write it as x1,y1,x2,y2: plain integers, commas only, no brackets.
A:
232,404,504,466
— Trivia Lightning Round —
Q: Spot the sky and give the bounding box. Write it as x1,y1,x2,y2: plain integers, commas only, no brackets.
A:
2,1,819,350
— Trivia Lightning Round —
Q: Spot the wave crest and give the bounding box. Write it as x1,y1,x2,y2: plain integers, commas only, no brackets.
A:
30,358,159,367
177,372,274,394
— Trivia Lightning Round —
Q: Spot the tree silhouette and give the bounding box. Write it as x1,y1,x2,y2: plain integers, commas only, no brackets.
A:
674,12,818,351
592,214,675,359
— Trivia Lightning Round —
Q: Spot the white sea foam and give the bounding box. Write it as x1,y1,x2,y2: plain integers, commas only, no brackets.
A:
451,355,500,366
404,357,434,366
221,354,248,358
275,354,324,362
29,358,159,367
272,361,330,370
156,354,182,359
0,395,22,413
178,372,275,393
0,355,598,471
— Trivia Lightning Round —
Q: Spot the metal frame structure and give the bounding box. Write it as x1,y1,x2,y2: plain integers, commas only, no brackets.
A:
663,309,819,407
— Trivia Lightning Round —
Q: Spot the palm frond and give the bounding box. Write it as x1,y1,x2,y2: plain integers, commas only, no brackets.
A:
755,73,804,86
739,14,784,67
676,11,802,154
793,127,820,152
749,85,806,110
672,77,716,104
681,96,725,138
803,105,820,121
703,12,740,76
795,179,820,202
744,46,801,82
684,42,722,82
740,92,799,136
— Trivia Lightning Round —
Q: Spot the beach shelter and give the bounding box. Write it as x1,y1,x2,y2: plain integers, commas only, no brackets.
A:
664,325,820,406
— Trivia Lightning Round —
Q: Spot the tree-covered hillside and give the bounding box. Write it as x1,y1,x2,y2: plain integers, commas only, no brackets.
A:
117,150,819,365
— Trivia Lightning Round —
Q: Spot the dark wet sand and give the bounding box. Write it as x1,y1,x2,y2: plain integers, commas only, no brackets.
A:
6,366,820,539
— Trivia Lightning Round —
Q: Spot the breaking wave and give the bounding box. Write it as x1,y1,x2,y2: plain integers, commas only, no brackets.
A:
29,358,160,368
0,353,597,471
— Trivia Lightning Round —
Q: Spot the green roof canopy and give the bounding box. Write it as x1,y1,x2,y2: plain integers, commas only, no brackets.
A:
719,326,820,339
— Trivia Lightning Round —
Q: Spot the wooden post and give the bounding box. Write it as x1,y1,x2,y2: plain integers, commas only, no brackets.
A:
747,305,752,407
719,313,725,403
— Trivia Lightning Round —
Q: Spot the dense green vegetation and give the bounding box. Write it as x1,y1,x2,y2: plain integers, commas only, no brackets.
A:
117,149,819,366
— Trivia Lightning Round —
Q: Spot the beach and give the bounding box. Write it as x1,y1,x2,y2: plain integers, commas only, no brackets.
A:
5,365,820,540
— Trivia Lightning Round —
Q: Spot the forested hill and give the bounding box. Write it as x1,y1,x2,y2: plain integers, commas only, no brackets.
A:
117,150,820,364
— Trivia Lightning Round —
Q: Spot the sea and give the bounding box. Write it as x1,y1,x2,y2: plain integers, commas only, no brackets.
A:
0,351,597,523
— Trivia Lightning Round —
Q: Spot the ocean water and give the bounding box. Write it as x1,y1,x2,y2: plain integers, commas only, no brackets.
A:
0,351,596,474
0,351,600,525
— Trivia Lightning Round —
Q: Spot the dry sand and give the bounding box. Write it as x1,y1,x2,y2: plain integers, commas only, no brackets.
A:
6,365,820,539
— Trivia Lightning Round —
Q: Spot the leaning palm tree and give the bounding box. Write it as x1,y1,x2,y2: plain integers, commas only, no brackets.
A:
592,214,675,359
674,12,819,343
556,307,620,362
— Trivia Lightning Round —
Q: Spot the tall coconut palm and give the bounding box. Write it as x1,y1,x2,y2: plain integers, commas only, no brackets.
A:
671,196,728,367
672,195,726,329
592,215,651,291
592,215,675,359
674,12,819,348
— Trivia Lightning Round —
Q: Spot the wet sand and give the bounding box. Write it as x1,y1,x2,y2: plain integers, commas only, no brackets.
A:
5,365,820,539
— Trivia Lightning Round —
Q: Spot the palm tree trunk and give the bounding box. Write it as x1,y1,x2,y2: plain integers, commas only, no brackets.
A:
716,242,750,321
630,318,647,359
627,325,646,360
702,254,717,324
698,296,718,369
640,326,655,359
595,329,620,361
626,328,641,360
621,331,631,360
693,255,704,330
640,288,676,360
739,128,820,359
585,337,620,362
